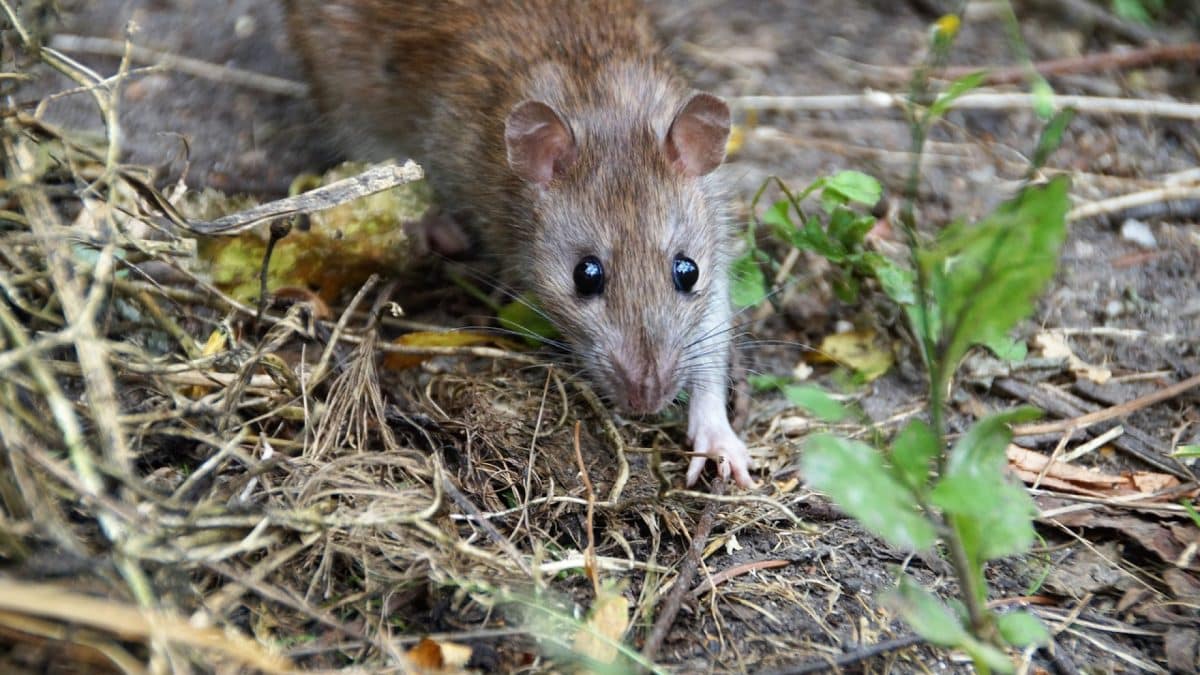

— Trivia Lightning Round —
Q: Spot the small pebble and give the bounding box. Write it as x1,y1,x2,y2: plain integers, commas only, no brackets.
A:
1120,218,1157,249
235,14,257,39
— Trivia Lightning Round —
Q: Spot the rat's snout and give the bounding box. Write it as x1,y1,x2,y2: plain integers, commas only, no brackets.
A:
609,347,679,415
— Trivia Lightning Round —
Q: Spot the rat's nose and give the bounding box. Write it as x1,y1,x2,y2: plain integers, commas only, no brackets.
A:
611,350,677,415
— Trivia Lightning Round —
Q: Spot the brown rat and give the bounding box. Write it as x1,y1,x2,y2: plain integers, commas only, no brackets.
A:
283,0,754,488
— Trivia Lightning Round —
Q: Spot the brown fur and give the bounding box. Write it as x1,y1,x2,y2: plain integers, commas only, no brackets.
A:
284,0,735,418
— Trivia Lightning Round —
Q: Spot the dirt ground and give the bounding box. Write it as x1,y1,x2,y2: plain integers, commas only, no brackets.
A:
4,0,1200,673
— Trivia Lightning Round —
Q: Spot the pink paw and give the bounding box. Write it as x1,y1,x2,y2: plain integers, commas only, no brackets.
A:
404,209,470,257
686,421,756,489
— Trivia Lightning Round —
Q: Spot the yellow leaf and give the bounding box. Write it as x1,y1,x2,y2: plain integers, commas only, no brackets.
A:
405,637,473,673
189,328,230,398
725,123,746,156
815,329,893,381
573,588,629,669
199,328,228,356
383,330,504,370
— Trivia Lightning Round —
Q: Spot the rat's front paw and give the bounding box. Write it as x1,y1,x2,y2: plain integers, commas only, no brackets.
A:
687,420,756,489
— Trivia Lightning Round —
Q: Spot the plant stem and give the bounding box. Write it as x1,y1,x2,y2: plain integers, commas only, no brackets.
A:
900,5,995,642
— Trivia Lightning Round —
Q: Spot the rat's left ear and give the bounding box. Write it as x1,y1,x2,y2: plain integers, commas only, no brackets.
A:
505,100,578,187
664,92,731,177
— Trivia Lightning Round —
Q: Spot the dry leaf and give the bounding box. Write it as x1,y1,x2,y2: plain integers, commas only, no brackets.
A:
406,637,472,673
811,329,893,381
271,286,332,320
573,587,630,669
0,581,291,673
1007,444,1180,496
407,638,443,669
383,330,505,370
1033,331,1111,384
189,328,230,398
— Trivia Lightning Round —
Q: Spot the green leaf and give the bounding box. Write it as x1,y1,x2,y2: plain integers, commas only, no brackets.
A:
761,199,793,229
983,334,1028,362
963,638,1016,674
730,253,767,308
802,434,936,551
819,186,848,214
762,199,799,246
831,271,860,304
1111,0,1159,24
891,419,938,492
1029,107,1075,172
997,610,1050,648
498,296,559,345
932,408,1041,562
926,176,1070,373
747,374,791,392
1182,500,1200,528
928,70,986,119
828,208,875,251
1170,444,1200,459
936,479,1038,562
888,570,1015,672
885,577,967,647
783,385,847,422
1031,77,1055,119
799,216,842,259
824,170,882,207
866,253,916,306
945,407,1040,477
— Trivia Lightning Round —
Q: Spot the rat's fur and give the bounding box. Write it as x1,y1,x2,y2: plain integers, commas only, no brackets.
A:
285,0,754,487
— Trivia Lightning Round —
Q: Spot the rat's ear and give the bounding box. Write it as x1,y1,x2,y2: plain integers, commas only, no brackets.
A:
664,92,731,177
505,100,578,186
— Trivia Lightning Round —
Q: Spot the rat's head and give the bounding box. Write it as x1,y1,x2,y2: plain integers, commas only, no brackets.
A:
504,92,733,415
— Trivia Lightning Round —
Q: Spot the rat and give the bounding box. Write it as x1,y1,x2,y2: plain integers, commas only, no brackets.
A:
283,0,754,488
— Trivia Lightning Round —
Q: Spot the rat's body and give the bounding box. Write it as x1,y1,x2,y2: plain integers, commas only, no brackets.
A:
284,0,753,488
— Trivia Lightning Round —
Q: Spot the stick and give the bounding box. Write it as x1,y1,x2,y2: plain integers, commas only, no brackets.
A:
641,477,724,663
1013,372,1200,441
732,92,1200,121
48,34,309,97
185,162,424,235
763,634,926,675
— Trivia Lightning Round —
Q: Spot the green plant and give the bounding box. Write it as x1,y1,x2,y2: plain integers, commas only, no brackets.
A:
737,11,1074,673
1112,0,1164,24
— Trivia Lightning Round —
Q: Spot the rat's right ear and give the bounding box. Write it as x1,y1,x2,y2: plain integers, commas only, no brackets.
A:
664,92,731,177
505,100,578,187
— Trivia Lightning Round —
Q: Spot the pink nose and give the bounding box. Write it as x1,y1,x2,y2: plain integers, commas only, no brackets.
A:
611,353,675,415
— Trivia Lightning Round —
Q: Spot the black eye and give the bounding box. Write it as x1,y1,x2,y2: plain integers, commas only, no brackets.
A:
672,255,699,292
573,255,605,297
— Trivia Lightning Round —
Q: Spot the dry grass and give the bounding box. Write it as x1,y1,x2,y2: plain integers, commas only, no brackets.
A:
0,9,816,673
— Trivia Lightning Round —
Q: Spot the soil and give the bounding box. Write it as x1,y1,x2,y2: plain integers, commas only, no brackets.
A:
6,0,1200,673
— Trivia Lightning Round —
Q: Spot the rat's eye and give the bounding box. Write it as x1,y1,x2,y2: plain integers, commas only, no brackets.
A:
573,255,605,297
672,255,699,292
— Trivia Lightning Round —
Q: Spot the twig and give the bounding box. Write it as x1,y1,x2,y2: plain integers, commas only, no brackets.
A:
1067,185,1200,222
184,162,425,235
732,92,1200,120
573,421,600,593
573,381,630,503
641,477,724,663
48,34,309,97
441,476,535,579
1000,377,1192,480
1013,372,1200,439
689,559,790,597
879,43,1200,87
1025,0,1160,45
762,634,926,675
